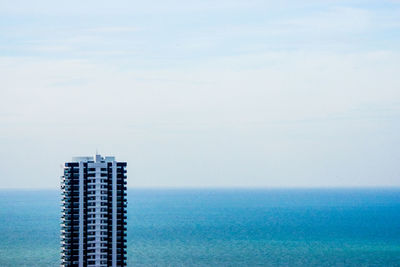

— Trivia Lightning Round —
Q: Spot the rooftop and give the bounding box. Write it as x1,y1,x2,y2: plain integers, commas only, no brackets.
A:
71,154,115,163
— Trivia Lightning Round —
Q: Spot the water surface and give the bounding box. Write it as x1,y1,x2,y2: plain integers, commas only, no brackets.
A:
0,188,399,266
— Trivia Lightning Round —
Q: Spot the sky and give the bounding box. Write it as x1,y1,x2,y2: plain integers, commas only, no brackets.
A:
1,0,400,188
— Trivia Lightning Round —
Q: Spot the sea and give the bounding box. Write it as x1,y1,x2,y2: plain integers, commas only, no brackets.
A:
0,188,399,266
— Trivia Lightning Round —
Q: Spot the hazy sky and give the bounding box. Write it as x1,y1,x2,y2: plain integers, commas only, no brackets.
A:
1,0,400,188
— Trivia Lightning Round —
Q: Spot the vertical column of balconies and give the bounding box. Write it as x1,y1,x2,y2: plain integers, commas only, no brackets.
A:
107,162,113,266
78,162,84,267
87,164,109,267
106,162,127,267
112,161,117,267
83,163,88,266
61,165,72,266
117,163,127,266
61,163,81,266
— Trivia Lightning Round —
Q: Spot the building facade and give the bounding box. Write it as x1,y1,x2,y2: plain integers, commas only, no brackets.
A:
61,154,127,267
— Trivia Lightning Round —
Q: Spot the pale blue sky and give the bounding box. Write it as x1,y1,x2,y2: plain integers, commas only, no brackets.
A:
1,0,400,188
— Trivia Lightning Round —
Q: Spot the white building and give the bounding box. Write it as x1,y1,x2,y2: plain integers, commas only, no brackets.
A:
61,154,127,267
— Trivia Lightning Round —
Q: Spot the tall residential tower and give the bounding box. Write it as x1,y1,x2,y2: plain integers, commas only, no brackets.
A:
61,154,127,267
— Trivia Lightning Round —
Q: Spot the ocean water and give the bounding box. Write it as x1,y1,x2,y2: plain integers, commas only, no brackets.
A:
0,189,399,266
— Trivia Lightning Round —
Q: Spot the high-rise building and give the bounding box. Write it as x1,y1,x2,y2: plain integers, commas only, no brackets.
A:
61,154,127,267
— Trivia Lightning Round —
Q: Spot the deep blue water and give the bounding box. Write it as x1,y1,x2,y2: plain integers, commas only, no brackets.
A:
0,189,400,266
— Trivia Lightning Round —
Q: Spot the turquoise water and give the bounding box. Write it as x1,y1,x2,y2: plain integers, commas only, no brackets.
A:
0,189,400,266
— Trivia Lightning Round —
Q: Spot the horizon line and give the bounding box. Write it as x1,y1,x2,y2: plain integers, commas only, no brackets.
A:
1,185,400,191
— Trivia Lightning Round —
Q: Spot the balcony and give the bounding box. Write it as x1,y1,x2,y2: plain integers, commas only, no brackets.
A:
61,231,72,237
61,214,72,220
61,228,71,233
60,222,71,227
61,210,72,215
